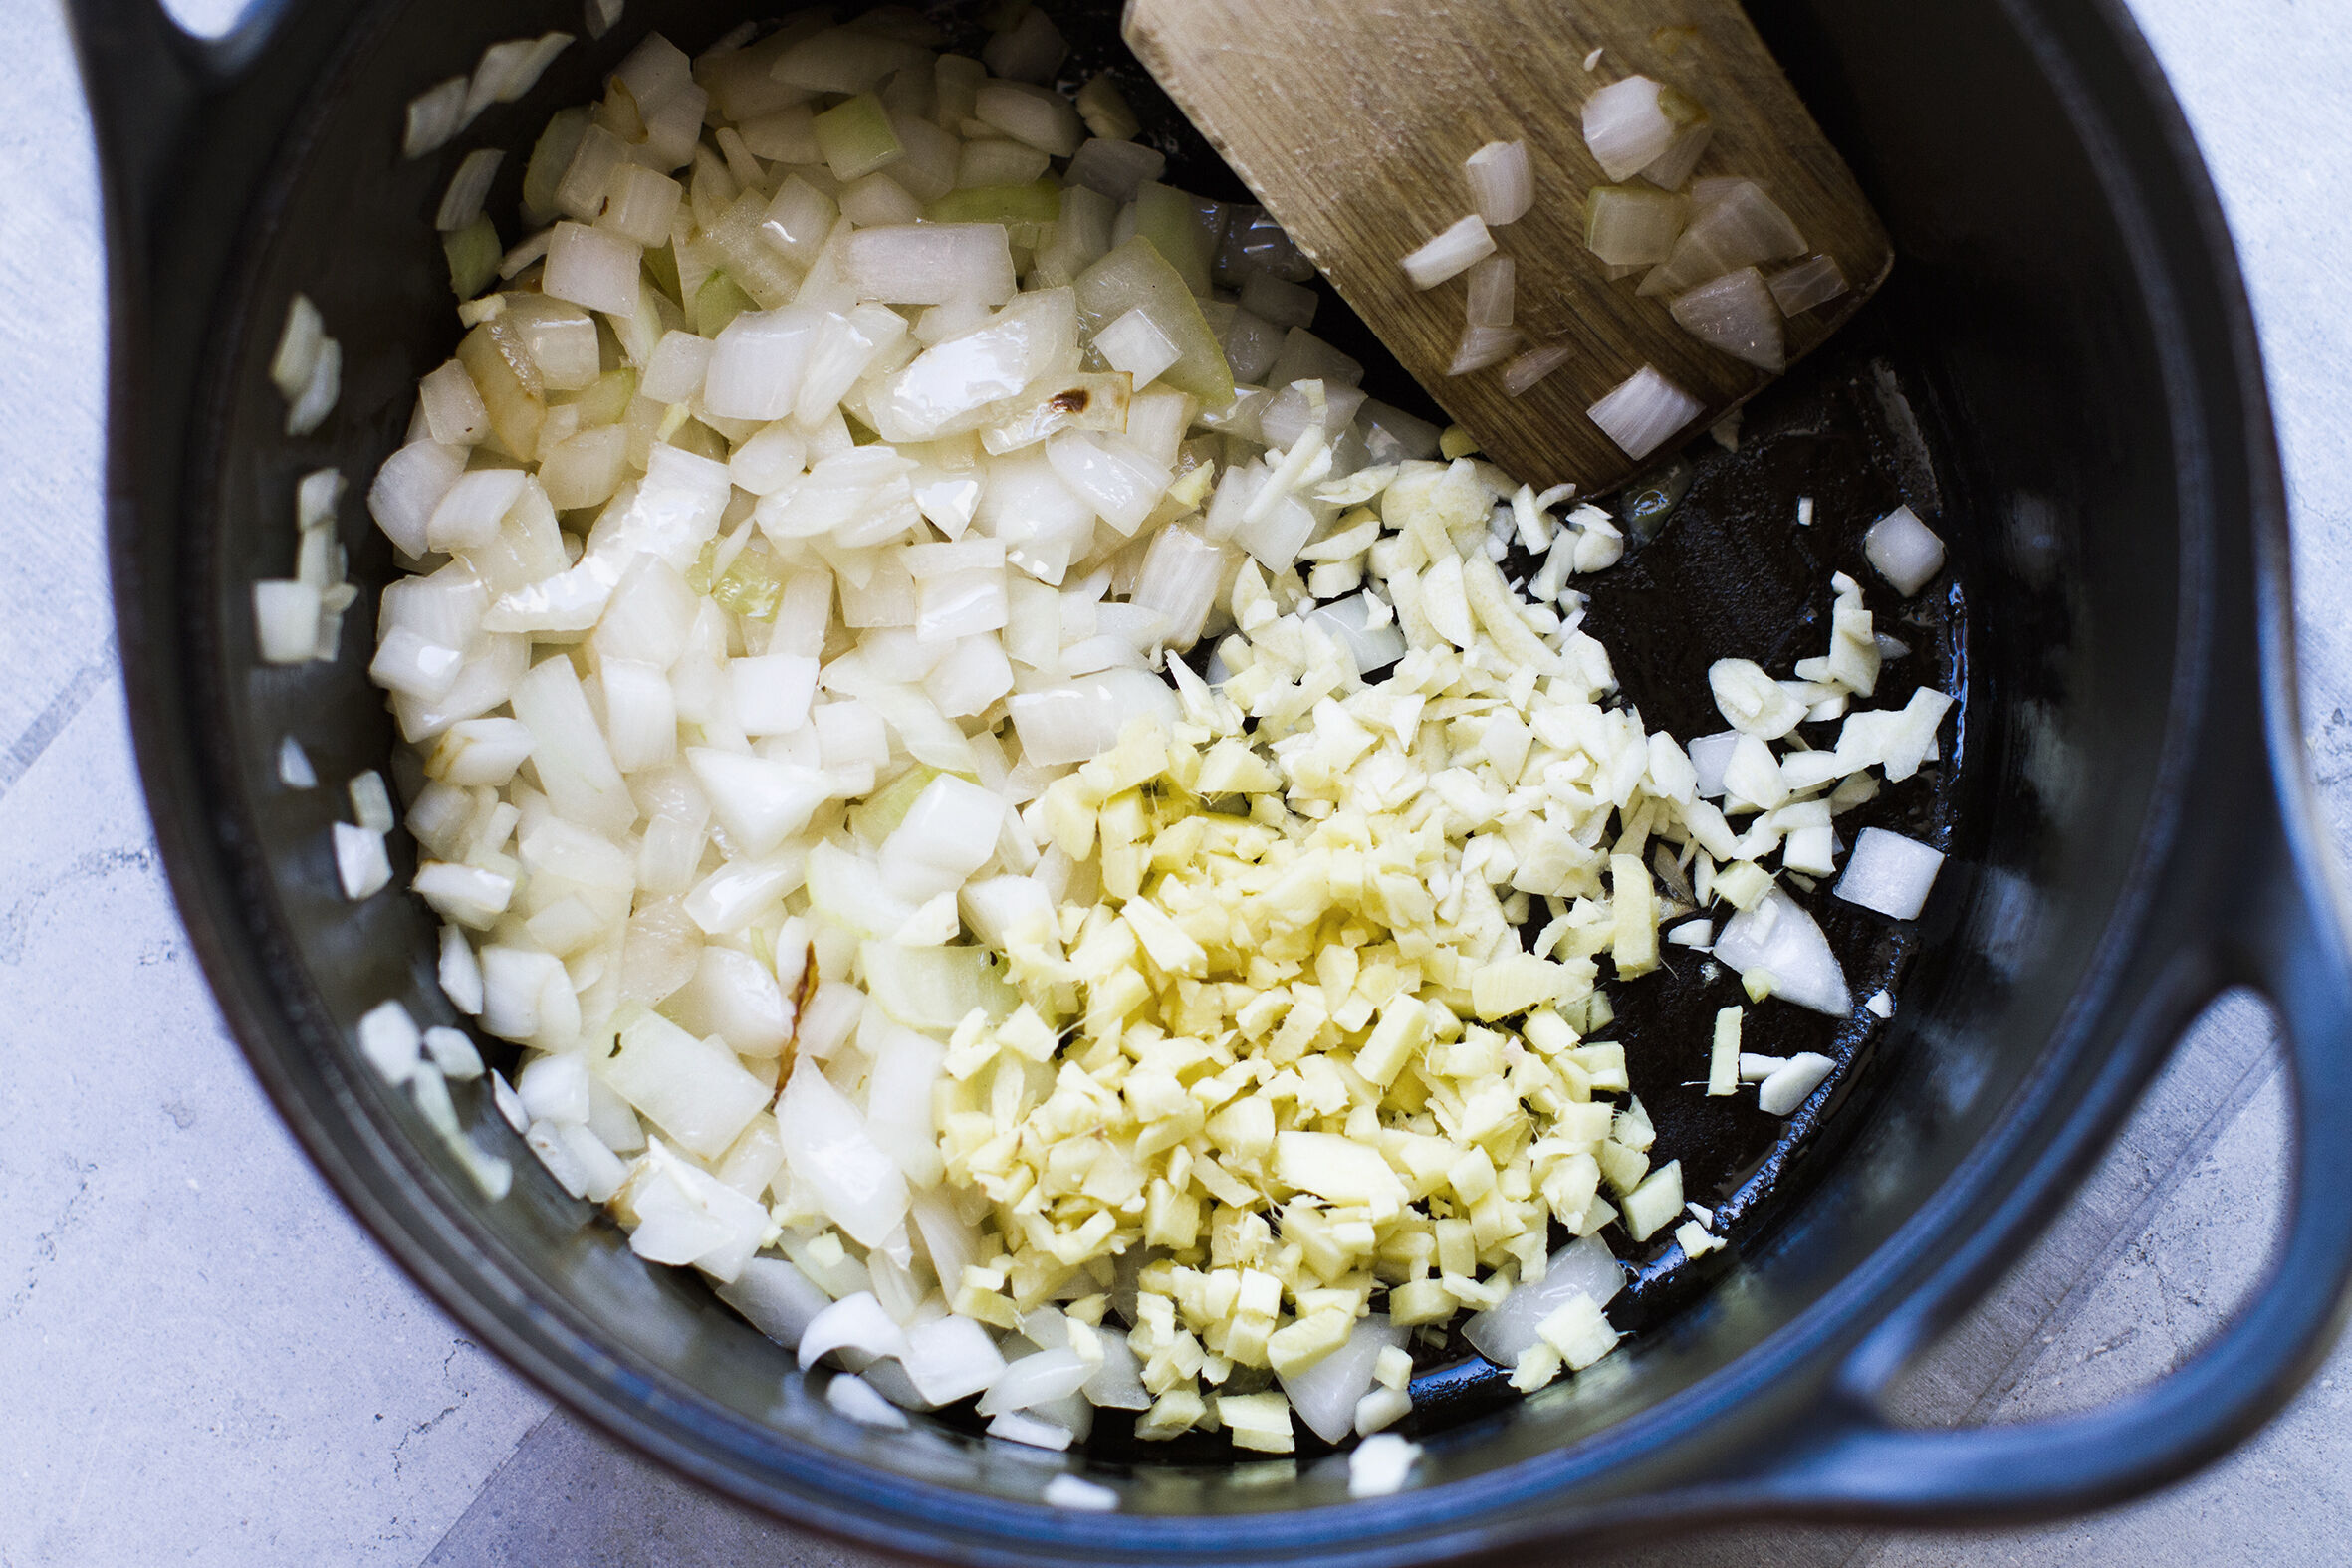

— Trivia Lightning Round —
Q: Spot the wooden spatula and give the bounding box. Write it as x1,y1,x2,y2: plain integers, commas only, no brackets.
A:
1122,0,1892,496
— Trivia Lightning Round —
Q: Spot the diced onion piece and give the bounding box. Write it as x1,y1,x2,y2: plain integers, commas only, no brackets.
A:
1074,236,1235,407
1835,826,1945,920
348,769,395,833
269,294,326,401
1864,505,1947,595
1447,324,1522,376
982,5,1067,83
1669,267,1785,372
705,308,820,422
1044,1474,1119,1512
286,338,342,436
1587,363,1703,460
901,1314,1008,1405
542,221,640,317
1640,179,1806,298
1303,592,1406,677
253,580,322,664
369,441,468,557
842,223,1017,307
974,80,1083,158
403,77,469,159
1758,1051,1837,1115
1583,184,1689,267
1349,1434,1423,1498
812,91,904,181
1581,76,1703,182
435,149,505,232
1464,255,1515,329
1064,139,1165,207
278,735,317,789
1400,214,1495,290
976,1347,1093,1416
357,1000,422,1083
798,1290,908,1371
1075,72,1140,141
827,1373,910,1429
1770,253,1851,316
333,821,393,900
1502,341,1574,396
989,1410,1074,1451
1640,101,1714,191
1464,139,1533,227
1093,307,1182,388
774,26,924,95
1464,1234,1624,1366
1715,889,1851,1016
717,1256,834,1351
1130,526,1231,651
1279,1314,1405,1446
777,1057,910,1246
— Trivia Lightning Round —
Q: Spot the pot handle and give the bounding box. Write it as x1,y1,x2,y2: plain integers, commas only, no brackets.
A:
1764,805,2352,1518
64,0,294,196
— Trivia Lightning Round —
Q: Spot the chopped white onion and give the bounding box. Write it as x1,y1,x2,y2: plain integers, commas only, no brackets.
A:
542,221,640,317
1399,214,1495,291
1043,1474,1119,1512
718,1257,835,1351
1714,889,1851,1015
1093,308,1182,388
798,1290,909,1371
1863,505,1947,595
1769,254,1851,316
403,77,470,159
285,338,342,436
1757,1051,1837,1116
1640,179,1806,298
253,580,322,665
435,149,506,232
982,6,1067,83
1587,364,1703,460
1835,826,1945,920
1581,76,1703,183
1279,1314,1405,1446
1670,267,1785,372
1065,138,1166,203
357,1001,423,1084
1502,341,1575,397
1464,1234,1624,1366
1349,1433,1423,1497
1448,324,1523,377
827,1372,911,1429
1304,592,1406,676
278,735,317,789
842,223,1017,307
334,822,393,900
901,1313,1007,1405
269,294,325,401
1464,140,1533,226
777,1057,909,1246
1464,255,1516,330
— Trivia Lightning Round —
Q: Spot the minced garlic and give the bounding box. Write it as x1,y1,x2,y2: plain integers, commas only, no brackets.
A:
924,456,1754,1432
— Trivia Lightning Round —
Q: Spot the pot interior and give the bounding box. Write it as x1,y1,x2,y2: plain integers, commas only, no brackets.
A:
164,0,2196,1543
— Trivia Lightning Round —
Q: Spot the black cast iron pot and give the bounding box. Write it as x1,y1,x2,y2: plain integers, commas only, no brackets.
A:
67,0,2352,1559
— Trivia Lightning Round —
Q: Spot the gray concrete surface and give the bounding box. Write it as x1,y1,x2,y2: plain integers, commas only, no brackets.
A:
5,0,2349,1563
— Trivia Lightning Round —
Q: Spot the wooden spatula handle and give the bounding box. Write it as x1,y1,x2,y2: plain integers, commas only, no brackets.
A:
1123,0,1892,494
